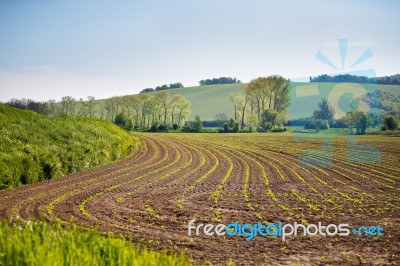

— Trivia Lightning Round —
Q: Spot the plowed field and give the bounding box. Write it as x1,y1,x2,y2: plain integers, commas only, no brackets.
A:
1,133,399,265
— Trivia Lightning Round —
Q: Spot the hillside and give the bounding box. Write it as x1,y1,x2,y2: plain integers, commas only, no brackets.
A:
144,82,399,120
145,83,243,120
0,104,137,189
51,82,400,122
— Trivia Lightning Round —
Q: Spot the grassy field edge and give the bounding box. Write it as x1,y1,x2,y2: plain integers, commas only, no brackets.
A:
0,220,193,266
0,104,140,189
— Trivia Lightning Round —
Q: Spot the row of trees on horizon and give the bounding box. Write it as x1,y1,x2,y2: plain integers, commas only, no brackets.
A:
4,91,192,131
4,74,399,133
310,73,400,85
138,77,241,94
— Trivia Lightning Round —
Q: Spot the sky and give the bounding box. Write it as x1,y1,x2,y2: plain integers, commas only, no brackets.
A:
0,0,399,101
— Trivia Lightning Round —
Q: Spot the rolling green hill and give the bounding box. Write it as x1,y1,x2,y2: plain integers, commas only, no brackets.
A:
60,82,399,122
0,104,137,189
145,83,244,120
144,82,399,121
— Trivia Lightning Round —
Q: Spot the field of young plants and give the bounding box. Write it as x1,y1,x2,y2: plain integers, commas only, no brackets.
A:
0,133,399,265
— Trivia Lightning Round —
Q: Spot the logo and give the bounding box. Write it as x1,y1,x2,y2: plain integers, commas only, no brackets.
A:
188,219,384,241
289,39,381,168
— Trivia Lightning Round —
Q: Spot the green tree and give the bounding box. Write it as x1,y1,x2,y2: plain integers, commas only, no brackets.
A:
342,111,367,134
193,115,203,132
86,96,96,118
114,113,133,130
262,109,278,130
155,90,170,126
313,98,335,125
383,116,398,130
246,75,289,127
230,93,244,121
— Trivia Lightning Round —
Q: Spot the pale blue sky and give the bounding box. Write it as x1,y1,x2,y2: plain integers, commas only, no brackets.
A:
0,0,399,101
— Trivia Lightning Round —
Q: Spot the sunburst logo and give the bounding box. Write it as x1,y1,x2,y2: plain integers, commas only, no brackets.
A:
289,38,381,168
316,39,373,70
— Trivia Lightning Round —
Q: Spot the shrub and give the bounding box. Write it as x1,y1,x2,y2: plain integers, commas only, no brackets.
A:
149,125,158,132
383,116,398,130
232,122,239,133
223,123,229,132
114,113,133,130
157,124,167,131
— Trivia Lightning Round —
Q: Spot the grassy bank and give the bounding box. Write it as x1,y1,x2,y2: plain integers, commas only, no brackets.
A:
0,104,138,189
0,221,191,266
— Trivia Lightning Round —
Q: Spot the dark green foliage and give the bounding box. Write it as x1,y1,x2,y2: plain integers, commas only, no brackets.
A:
219,118,239,133
0,104,136,189
199,77,240,86
383,116,398,130
310,73,400,85
140,83,184,93
304,98,335,130
5,98,50,115
313,98,335,125
172,123,179,130
157,124,167,131
155,83,184,91
222,123,229,132
262,110,279,130
147,124,168,132
139,88,155,93
193,115,203,132
232,122,239,133
149,124,158,132
341,111,368,134
182,115,203,133
114,113,133,130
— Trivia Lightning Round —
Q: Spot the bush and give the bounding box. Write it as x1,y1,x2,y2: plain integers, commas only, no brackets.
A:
304,118,329,130
114,113,133,130
383,116,398,130
271,128,286,132
183,116,203,133
172,124,179,130
149,125,158,132
232,122,239,133
222,123,229,132
157,124,167,131
219,119,239,133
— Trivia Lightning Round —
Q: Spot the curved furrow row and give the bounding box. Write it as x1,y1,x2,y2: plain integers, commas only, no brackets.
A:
10,136,169,222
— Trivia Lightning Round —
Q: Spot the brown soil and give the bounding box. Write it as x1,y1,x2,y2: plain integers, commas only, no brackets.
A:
0,133,399,265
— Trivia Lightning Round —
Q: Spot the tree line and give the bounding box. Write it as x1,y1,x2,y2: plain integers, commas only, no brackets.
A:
4,91,191,131
229,75,290,131
310,74,400,85
199,77,241,86
300,97,399,134
139,82,184,93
